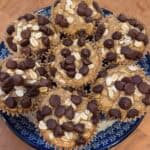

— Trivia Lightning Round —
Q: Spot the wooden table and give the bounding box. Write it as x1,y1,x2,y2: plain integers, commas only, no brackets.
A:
0,0,150,150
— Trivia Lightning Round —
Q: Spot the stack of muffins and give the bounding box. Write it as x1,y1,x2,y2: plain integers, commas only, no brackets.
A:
1,0,150,149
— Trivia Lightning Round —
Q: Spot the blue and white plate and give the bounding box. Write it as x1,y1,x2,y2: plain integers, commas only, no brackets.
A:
0,6,150,150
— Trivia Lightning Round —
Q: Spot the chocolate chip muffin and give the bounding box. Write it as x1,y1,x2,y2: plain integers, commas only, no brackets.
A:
36,88,100,148
97,64,150,121
50,40,102,88
5,13,59,56
0,56,53,115
94,14,149,66
51,0,102,36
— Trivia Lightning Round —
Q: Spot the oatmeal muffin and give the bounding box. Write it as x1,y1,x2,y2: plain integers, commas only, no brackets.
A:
51,0,103,36
94,64,150,120
94,14,149,66
36,88,100,149
50,40,102,88
0,56,53,115
5,13,59,56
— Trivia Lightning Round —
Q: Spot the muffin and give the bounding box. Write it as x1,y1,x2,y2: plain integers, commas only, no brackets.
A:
51,0,103,36
94,14,149,66
5,13,59,56
50,40,102,88
0,55,53,115
36,88,100,149
94,64,150,120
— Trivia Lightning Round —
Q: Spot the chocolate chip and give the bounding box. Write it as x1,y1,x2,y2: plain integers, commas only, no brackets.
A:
17,61,27,70
95,24,105,41
5,97,17,108
41,106,52,116
24,13,35,21
142,94,150,105
37,15,49,26
136,33,149,45
63,38,73,46
128,29,139,39
21,96,32,108
7,25,15,35
64,64,75,71
39,26,54,36
48,54,55,62
76,135,86,145
21,29,31,39
6,37,17,52
39,78,50,87
138,82,150,94
137,23,144,31
49,67,57,77
104,39,114,49
91,112,100,124
13,75,24,86
92,84,103,93
79,65,89,76
6,59,17,69
62,121,74,132
74,123,85,133
24,58,35,69
127,109,139,118
77,2,88,16
71,95,82,105
36,67,47,76
65,55,75,64
115,81,125,91
121,46,142,60
36,110,44,121
84,17,93,23
105,52,117,61
46,119,57,130
112,31,122,40
81,48,91,57
65,106,75,120
82,58,92,65
78,37,86,47
54,125,64,137
20,39,29,47
26,85,39,97
66,70,76,78
117,14,128,22
42,36,50,48
121,77,132,83
61,48,71,57
55,14,69,28
97,70,107,78
124,83,135,95
93,1,101,13
0,72,10,81
131,75,142,85
128,18,138,27
21,47,31,55
49,95,61,107
2,77,14,93
54,105,66,118
76,29,87,38
119,97,132,110
87,100,98,113
108,108,121,119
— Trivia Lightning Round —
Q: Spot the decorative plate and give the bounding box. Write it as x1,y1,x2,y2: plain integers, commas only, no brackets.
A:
0,6,150,150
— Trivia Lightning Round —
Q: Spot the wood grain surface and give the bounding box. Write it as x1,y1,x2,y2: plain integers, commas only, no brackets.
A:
0,0,150,150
